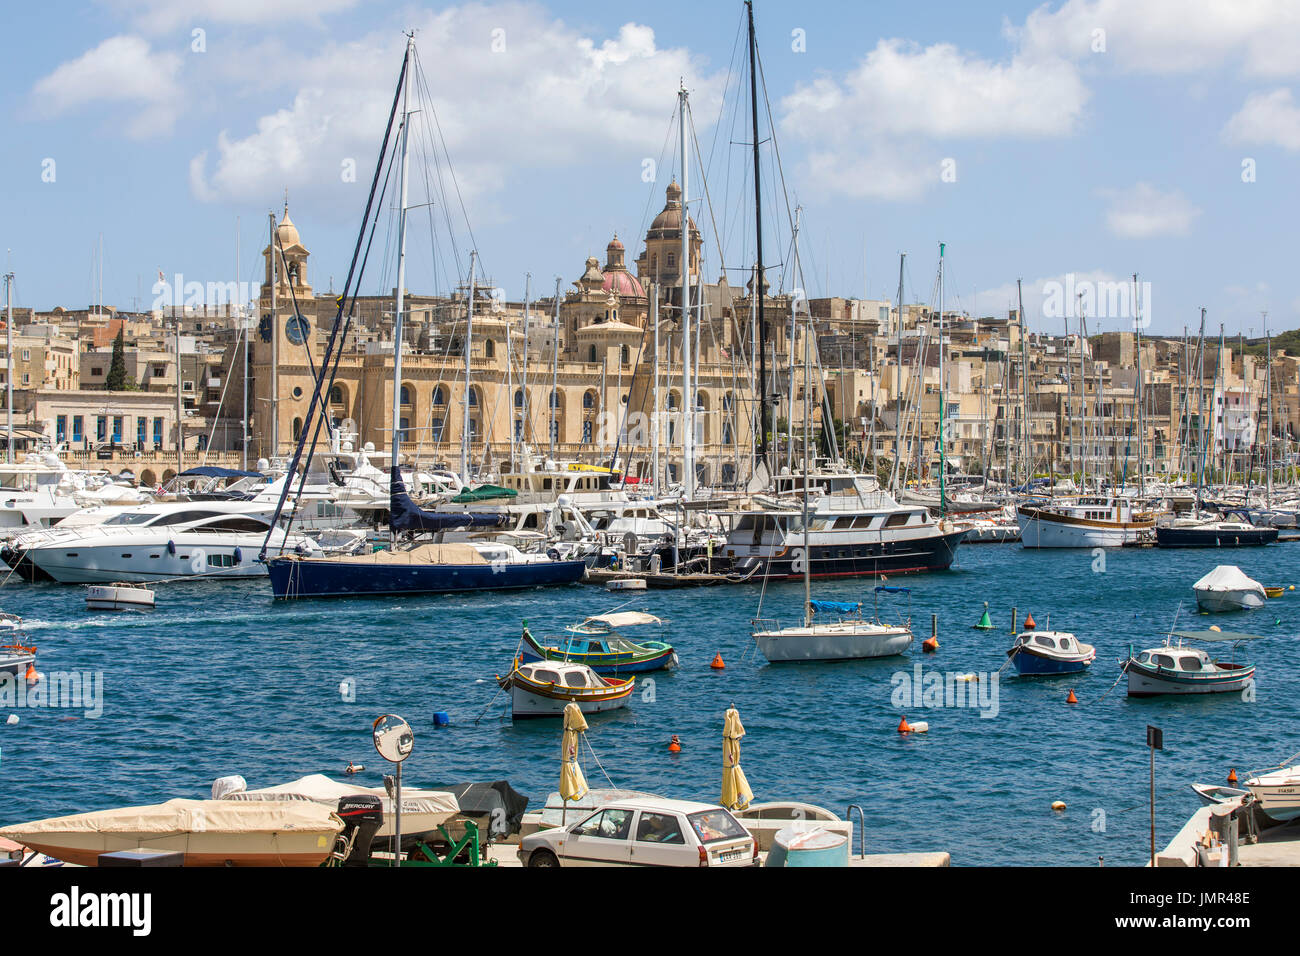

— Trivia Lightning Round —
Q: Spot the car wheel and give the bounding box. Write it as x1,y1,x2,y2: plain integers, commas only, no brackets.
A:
527,849,560,868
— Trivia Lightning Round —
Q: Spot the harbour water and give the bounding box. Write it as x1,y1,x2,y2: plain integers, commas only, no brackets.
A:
3,543,1298,866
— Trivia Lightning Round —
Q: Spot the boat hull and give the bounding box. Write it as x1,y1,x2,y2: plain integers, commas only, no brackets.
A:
1011,650,1093,675
85,585,155,611
268,556,587,598
1017,507,1152,548
734,530,962,580
519,644,677,675
1125,661,1255,696
753,626,912,662
1245,782,1300,822
1156,526,1277,548
1194,589,1266,613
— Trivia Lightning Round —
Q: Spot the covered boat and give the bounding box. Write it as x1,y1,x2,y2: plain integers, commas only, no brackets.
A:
1123,630,1260,696
1006,629,1095,675
222,773,460,846
85,583,156,611
0,798,343,867
496,659,634,719
1192,565,1267,612
519,612,678,674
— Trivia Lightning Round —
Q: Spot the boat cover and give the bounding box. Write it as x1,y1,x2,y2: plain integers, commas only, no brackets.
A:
390,467,506,534
303,542,492,566
438,781,529,838
449,484,518,503
582,611,662,629
810,600,858,614
0,798,342,841
1171,630,1266,643
179,466,264,479
1193,565,1265,593
234,774,459,823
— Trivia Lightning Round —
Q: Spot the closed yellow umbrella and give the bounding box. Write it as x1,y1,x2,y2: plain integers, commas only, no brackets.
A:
721,706,753,811
560,702,589,824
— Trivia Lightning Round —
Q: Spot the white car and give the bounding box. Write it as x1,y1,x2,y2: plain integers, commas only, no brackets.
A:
518,798,757,868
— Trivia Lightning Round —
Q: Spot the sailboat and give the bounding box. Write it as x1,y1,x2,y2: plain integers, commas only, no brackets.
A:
264,36,586,599
750,262,913,663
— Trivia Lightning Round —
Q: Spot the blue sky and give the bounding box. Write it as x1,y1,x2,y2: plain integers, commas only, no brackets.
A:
3,0,1299,338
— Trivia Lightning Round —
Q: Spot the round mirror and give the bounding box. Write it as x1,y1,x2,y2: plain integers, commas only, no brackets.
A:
372,714,413,763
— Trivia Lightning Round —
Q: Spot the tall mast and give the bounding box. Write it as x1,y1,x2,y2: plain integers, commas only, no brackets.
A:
551,277,560,461
391,33,414,480
175,309,183,476
1266,321,1274,505
747,0,769,473
801,302,812,626
651,282,660,490
4,271,12,464
787,208,802,475
890,253,905,491
1018,279,1030,485
1133,273,1144,490
269,212,278,457
678,84,695,499
937,242,946,515
521,272,531,459
1194,308,1207,512
238,216,247,471
460,250,477,483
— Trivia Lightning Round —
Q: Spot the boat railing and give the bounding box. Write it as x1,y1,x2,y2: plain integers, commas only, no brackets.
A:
1243,751,1300,781
845,804,867,860
750,617,782,633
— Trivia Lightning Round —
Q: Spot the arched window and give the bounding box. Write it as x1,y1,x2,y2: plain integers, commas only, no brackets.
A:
696,391,708,412
329,385,344,406
485,338,495,359
723,421,734,445
399,385,412,407
620,344,629,364
550,389,560,409
514,389,524,408
723,391,734,411
583,391,596,410
467,386,479,407
588,345,597,362
667,391,679,410
432,385,447,406
292,417,303,442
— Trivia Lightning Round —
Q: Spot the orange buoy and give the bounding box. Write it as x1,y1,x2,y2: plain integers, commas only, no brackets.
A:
1023,612,1037,630
668,734,681,753
1066,689,1078,704
897,716,912,734
709,653,725,669
24,664,38,684
1228,768,1238,784
922,637,938,653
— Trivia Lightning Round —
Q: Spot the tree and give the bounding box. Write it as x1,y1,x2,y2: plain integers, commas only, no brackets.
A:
105,328,130,392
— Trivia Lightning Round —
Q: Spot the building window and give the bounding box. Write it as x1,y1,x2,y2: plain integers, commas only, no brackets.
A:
550,389,560,409
589,345,597,362
467,387,478,407
72,416,84,444
399,385,412,407
56,415,67,442
583,391,595,410
432,385,446,406
514,419,523,441
292,417,303,442
549,419,559,443
153,417,163,446
621,344,629,364
582,420,593,443
112,417,123,443
484,338,495,359
514,389,524,408
91,367,103,377
137,418,146,447
398,417,409,443
431,417,444,441
667,253,676,270
96,416,107,443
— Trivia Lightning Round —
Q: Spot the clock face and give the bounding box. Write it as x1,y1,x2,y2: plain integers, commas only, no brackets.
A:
258,315,273,343
286,314,311,345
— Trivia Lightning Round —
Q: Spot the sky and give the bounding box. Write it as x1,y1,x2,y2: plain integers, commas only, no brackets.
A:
3,0,1300,339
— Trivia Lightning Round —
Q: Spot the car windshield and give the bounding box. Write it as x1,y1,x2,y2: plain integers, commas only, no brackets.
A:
687,809,747,844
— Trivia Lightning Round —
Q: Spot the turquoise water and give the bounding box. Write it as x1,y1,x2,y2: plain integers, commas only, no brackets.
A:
2,543,1298,866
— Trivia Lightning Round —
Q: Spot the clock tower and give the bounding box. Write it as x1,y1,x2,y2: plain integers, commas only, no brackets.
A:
252,203,320,458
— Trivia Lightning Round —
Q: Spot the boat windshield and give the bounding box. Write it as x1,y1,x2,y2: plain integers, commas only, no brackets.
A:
688,809,747,844
103,512,157,525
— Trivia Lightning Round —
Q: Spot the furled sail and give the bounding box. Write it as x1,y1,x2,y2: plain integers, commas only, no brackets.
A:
389,467,506,535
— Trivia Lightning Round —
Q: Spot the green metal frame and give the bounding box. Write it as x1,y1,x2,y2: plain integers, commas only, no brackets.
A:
397,820,498,868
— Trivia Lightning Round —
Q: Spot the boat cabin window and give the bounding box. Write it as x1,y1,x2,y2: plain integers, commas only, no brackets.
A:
1137,652,1152,663
152,510,224,526
635,811,686,845
1180,657,1203,671
1154,654,1176,669
562,671,588,688
104,512,157,526
852,515,876,529
534,669,560,684
1033,636,1056,648
202,517,271,533
884,513,910,528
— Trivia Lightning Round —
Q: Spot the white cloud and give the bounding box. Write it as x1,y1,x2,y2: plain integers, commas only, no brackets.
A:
98,0,359,33
188,5,722,205
780,38,1087,201
1097,182,1201,238
31,35,183,138
1013,0,1300,79
1223,88,1300,151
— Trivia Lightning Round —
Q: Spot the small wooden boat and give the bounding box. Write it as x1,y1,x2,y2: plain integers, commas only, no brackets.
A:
519,612,677,675
1006,629,1095,675
496,660,634,719
0,798,343,867
1190,783,1250,807
86,583,156,611
1264,586,1285,599
1123,629,1261,696
1192,565,1266,612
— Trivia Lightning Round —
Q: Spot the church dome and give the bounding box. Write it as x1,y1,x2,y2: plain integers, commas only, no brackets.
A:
602,270,645,299
648,179,697,237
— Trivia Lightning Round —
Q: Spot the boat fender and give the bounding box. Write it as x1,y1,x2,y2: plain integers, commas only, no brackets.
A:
167,540,176,555
233,547,243,563
547,548,560,561
1051,801,1066,811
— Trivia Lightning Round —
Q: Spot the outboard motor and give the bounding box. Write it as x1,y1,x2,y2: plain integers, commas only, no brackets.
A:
336,794,383,867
